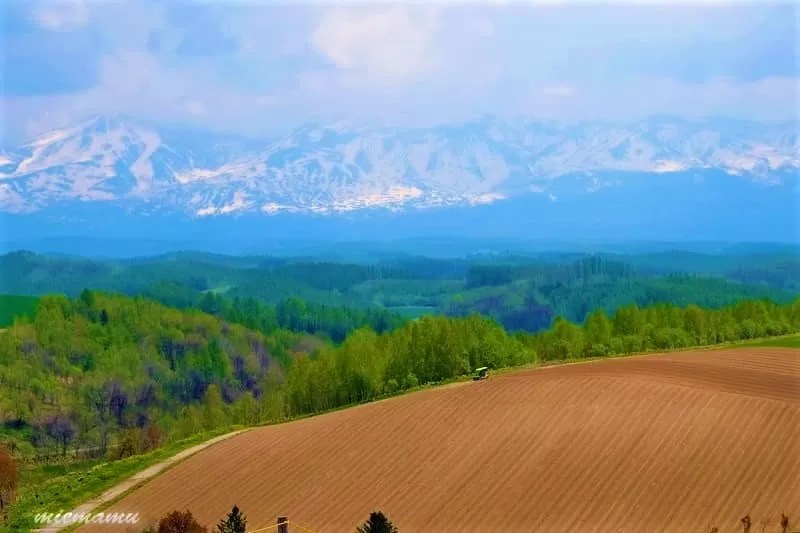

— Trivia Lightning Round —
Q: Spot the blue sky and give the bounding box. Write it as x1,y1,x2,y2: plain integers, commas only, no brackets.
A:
1,0,797,142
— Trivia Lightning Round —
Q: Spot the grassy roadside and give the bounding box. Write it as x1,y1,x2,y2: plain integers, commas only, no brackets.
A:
7,332,799,532
2,427,242,533
733,334,800,348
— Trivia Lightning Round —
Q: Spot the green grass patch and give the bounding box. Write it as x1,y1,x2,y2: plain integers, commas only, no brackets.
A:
0,294,38,327
731,334,800,348
2,426,240,533
19,459,106,489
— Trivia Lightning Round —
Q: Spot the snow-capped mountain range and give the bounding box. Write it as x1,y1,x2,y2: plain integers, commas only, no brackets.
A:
1,115,798,216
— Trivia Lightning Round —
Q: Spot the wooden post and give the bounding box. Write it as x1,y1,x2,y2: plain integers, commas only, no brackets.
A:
277,516,288,533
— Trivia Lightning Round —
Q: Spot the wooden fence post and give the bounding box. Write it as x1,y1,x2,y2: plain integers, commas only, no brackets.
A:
277,516,288,533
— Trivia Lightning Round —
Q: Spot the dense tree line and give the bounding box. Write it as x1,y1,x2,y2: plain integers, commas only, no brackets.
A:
282,314,531,416
728,261,800,291
524,298,800,360
142,283,407,343
466,257,635,289
445,265,795,332
3,251,798,334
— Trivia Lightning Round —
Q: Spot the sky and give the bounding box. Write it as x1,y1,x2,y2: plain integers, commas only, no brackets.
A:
1,0,797,143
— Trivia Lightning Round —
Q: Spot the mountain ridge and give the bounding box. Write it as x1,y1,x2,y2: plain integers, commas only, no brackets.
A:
1,115,797,217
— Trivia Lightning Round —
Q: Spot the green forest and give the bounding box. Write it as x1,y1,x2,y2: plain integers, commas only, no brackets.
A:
2,249,798,334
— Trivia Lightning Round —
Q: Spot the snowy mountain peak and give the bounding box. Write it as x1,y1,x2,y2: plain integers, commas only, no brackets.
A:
1,116,797,216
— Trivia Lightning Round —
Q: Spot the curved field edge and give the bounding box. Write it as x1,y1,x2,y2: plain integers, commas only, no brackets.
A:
47,430,248,533
79,346,800,533
2,428,245,533
8,333,799,532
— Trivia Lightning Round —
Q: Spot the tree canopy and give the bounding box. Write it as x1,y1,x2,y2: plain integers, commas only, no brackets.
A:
216,505,247,533
356,511,398,533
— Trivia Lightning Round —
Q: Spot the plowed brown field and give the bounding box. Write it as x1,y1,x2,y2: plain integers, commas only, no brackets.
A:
80,348,800,533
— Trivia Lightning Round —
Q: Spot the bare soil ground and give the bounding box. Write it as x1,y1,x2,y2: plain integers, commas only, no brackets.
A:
80,347,800,533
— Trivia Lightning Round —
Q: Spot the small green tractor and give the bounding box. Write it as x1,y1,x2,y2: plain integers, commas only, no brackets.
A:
473,366,489,381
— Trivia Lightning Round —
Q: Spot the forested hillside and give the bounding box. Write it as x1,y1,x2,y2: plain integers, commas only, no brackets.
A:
2,250,798,333
603,250,800,291
0,292,309,458
142,284,406,343
1,291,798,461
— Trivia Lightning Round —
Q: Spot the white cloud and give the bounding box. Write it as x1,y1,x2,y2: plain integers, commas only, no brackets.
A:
31,0,90,31
253,95,274,107
469,18,495,37
312,7,441,84
3,1,796,144
542,85,576,98
515,76,800,121
460,0,771,4
5,49,284,142
185,101,207,117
